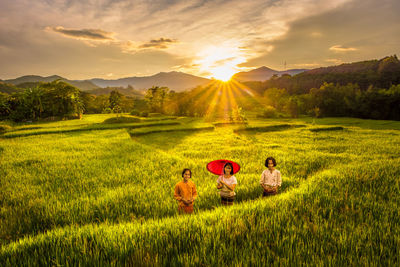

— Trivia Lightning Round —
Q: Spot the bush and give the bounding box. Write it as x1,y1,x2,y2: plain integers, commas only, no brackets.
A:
140,111,149,117
229,107,247,123
148,113,163,117
103,116,141,124
262,106,278,118
130,110,140,116
102,108,112,114
63,113,82,120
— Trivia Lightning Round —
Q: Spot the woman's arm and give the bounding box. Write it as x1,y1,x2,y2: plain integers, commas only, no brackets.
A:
220,180,236,191
192,184,198,201
174,185,183,201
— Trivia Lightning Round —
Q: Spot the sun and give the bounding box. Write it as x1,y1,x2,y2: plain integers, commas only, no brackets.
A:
195,45,245,82
212,66,236,81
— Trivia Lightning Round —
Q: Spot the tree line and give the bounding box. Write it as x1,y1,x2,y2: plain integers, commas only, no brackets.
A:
260,83,400,120
1,60,400,122
0,80,140,121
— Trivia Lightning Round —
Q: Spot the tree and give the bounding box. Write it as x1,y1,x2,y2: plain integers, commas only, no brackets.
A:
23,87,44,119
144,86,170,113
39,80,83,118
0,93,11,118
263,88,288,110
109,90,123,111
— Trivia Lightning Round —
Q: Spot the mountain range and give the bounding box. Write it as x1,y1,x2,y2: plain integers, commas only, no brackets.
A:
89,71,210,92
4,72,211,93
232,66,308,82
4,75,100,91
2,67,306,93
4,55,396,95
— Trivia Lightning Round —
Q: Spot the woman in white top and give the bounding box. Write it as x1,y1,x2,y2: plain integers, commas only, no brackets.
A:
217,163,238,205
260,157,282,196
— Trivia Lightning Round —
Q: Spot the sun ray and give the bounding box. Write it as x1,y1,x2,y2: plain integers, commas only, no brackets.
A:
204,81,224,121
190,81,221,116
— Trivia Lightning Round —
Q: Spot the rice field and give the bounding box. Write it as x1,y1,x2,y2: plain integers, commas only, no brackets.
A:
0,114,399,265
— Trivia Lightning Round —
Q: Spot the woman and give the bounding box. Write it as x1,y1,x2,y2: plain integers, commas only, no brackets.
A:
174,168,198,213
217,163,237,205
260,157,282,197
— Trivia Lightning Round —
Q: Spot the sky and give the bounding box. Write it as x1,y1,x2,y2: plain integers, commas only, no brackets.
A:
0,0,399,80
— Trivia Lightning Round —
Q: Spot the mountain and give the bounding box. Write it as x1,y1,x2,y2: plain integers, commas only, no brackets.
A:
5,75,100,91
302,56,400,75
2,72,211,93
233,66,308,82
90,71,211,92
260,55,400,94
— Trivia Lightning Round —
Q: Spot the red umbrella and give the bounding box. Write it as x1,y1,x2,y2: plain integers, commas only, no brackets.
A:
206,159,240,175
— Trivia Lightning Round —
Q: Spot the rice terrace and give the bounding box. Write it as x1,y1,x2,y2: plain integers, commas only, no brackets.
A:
1,0,400,265
1,113,399,265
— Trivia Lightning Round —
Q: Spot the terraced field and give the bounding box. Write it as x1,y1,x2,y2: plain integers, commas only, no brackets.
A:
0,114,399,265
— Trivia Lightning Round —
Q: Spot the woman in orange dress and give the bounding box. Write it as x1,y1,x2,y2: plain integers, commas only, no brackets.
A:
174,168,198,213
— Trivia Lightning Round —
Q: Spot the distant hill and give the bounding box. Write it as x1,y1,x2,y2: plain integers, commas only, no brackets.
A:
260,55,400,94
5,75,64,84
5,75,100,91
4,72,211,92
90,71,211,92
233,66,307,82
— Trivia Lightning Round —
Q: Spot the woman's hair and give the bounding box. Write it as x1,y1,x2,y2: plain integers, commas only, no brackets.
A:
182,168,192,177
223,162,234,175
265,157,277,167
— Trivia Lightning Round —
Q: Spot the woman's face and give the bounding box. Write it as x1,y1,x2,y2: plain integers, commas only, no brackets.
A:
183,170,191,181
268,160,274,170
224,165,232,175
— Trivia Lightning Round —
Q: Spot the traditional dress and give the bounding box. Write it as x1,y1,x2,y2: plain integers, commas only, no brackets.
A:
260,169,281,196
174,180,197,213
217,175,237,205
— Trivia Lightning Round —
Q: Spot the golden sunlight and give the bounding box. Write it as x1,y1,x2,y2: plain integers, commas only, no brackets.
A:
195,45,245,82
211,66,236,81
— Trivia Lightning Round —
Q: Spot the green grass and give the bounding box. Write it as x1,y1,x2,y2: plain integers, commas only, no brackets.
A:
0,114,399,265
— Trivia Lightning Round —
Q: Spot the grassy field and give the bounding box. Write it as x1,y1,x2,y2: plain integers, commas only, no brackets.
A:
0,114,399,265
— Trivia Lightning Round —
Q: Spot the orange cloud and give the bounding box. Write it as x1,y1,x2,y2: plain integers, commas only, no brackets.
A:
47,26,115,41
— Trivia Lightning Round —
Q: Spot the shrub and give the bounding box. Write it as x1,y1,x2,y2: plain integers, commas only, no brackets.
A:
148,113,163,117
262,106,278,118
103,116,141,124
140,111,149,117
130,110,140,116
102,108,112,114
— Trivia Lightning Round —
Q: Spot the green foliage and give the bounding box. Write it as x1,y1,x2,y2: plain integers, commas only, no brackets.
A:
229,107,247,123
145,86,169,113
109,90,123,110
0,82,23,94
130,110,140,116
140,111,149,117
102,107,112,114
260,106,278,118
2,80,84,121
263,87,288,110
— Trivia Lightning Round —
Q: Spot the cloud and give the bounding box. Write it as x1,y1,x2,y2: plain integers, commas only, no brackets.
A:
47,26,115,41
1,0,399,79
329,45,357,52
46,26,177,53
325,58,343,65
138,38,178,49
